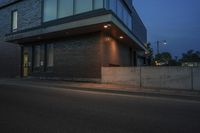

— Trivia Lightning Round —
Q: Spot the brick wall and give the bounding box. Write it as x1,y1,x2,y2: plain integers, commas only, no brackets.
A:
102,37,132,67
53,33,102,80
27,33,102,81
0,0,41,40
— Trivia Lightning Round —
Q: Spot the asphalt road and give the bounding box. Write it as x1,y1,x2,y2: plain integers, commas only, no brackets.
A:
0,84,200,133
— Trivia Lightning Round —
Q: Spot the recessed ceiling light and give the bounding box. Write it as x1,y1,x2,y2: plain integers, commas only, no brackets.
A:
120,36,124,39
104,25,108,29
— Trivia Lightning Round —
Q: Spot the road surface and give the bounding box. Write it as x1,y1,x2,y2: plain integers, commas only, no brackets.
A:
0,84,200,133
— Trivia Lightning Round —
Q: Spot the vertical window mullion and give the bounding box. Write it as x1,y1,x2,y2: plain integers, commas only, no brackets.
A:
92,0,94,10
57,0,59,19
73,0,75,15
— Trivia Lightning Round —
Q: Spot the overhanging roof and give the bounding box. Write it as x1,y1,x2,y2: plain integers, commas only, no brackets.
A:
5,12,146,51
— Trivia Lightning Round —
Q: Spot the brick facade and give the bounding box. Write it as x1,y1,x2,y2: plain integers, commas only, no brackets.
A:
102,37,132,67
23,33,102,80
0,0,41,40
0,0,147,80
53,33,102,79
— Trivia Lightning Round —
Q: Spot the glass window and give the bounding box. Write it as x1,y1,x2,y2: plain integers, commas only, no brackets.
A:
127,14,132,30
117,1,123,20
46,44,54,67
108,0,133,31
43,0,57,22
75,0,93,14
34,45,40,68
12,10,18,31
58,0,73,18
123,9,128,25
109,0,117,13
94,0,104,10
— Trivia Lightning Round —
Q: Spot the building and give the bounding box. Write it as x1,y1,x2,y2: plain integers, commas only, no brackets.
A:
0,0,147,81
0,41,21,78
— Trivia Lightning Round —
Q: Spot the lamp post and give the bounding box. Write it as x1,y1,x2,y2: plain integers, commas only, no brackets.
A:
156,40,167,54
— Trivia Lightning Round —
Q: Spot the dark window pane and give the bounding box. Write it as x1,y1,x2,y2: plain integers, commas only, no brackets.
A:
109,0,117,13
47,44,54,67
34,45,40,68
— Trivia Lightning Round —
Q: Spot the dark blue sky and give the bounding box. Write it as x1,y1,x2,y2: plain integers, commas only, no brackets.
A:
133,0,200,58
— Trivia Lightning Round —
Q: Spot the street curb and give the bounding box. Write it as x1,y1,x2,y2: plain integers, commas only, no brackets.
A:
64,86,200,101
44,84,200,101
1,81,200,101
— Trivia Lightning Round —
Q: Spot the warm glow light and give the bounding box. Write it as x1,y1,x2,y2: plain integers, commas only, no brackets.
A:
119,36,124,39
105,37,110,42
104,24,111,29
104,25,108,29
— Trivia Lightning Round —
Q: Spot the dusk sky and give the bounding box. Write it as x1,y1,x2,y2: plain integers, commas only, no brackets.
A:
133,0,200,58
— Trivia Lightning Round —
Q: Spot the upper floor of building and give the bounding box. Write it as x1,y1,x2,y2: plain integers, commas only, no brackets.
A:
0,0,147,47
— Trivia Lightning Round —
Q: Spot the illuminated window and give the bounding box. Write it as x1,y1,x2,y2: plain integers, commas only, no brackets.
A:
11,10,18,32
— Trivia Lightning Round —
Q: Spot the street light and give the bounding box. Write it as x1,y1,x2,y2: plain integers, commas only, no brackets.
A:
156,40,167,54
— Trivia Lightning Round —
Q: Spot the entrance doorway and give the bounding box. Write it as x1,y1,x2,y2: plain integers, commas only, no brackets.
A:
23,53,29,77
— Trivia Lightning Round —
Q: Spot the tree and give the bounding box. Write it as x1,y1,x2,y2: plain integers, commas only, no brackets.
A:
155,52,172,63
154,52,180,66
180,50,200,62
145,42,154,65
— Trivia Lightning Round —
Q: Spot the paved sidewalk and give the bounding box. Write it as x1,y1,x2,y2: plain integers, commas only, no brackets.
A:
0,78,200,101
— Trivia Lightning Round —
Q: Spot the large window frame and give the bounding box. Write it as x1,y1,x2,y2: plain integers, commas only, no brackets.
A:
42,0,133,32
32,44,54,72
106,0,133,31
43,0,104,22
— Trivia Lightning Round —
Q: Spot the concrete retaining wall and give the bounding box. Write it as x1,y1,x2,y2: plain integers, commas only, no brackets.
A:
0,42,21,78
101,67,200,91
193,68,200,91
102,67,141,86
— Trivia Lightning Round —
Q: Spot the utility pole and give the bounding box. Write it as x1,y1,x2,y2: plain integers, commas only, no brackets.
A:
156,40,167,55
